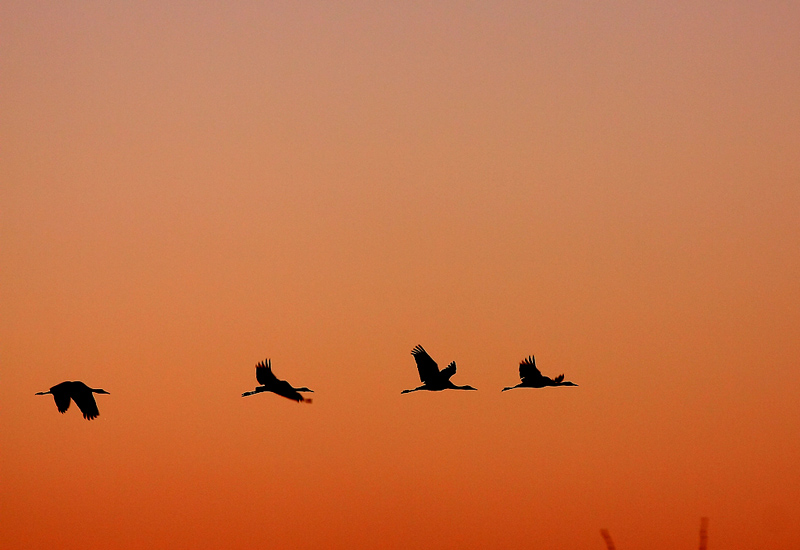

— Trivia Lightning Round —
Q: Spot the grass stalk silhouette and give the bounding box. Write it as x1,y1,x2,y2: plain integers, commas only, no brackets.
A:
600,518,708,549
699,517,709,550
600,529,616,550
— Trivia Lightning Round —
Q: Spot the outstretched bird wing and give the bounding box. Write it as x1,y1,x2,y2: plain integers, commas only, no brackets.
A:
440,361,456,381
255,359,279,386
51,383,72,414
519,356,542,383
411,345,440,384
272,380,307,402
70,383,101,420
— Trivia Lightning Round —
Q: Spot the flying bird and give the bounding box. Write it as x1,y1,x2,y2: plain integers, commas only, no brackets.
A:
502,355,577,391
242,359,313,403
401,345,477,394
35,381,110,420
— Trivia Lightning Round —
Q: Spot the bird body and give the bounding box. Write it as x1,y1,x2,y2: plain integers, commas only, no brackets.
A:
242,359,313,403
402,345,477,393
502,356,577,391
35,381,109,420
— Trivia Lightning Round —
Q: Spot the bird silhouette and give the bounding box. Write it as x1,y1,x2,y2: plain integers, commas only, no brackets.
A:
401,345,477,394
242,359,313,403
502,355,577,391
35,381,110,420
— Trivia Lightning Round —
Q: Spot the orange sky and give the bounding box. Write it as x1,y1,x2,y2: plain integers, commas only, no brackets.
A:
2,2,799,549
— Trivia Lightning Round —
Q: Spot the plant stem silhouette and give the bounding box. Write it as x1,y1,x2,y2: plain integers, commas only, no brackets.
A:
699,517,709,550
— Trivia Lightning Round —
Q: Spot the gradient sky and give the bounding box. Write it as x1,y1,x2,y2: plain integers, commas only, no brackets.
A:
2,2,799,549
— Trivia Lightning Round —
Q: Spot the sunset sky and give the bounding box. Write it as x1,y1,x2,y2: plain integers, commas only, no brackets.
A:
2,2,799,548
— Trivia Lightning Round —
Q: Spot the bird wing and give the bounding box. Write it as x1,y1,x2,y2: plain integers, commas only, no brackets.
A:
272,380,307,402
71,383,100,420
519,356,542,382
51,384,72,414
255,359,278,386
440,361,456,381
411,345,439,384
